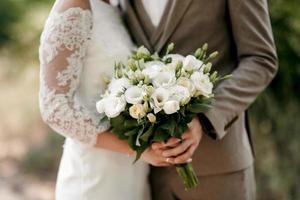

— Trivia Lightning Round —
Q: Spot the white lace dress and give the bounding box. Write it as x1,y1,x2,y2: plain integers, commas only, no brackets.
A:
38,0,150,199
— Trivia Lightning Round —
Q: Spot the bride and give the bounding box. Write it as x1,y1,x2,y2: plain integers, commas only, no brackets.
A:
38,0,174,199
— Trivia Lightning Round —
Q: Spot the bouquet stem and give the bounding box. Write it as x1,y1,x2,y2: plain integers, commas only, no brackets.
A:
176,162,198,190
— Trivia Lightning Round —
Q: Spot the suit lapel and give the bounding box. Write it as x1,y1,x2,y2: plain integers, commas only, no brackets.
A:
150,0,173,47
123,0,152,51
155,0,193,53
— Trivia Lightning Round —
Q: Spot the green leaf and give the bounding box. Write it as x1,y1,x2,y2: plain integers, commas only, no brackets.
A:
110,115,125,127
159,118,176,135
124,128,139,137
152,128,170,142
140,124,155,142
123,119,139,130
128,134,137,150
187,103,212,113
175,122,189,138
133,144,148,163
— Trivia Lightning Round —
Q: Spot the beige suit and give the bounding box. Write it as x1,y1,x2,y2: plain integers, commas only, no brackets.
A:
122,0,278,199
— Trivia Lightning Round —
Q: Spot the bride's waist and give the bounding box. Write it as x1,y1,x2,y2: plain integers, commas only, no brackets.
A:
63,138,144,166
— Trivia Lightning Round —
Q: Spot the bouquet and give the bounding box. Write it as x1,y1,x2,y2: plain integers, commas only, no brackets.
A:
96,43,230,189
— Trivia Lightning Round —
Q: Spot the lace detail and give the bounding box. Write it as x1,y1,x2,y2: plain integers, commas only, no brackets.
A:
39,7,109,146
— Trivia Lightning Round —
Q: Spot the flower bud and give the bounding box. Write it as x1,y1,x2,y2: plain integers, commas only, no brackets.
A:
194,48,202,59
147,113,156,123
202,43,208,51
210,71,218,82
116,69,123,78
145,86,155,96
143,101,149,112
128,58,137,71
102,75,111,85
143,75,150,85
176,61,183,72
166,43,175,54
205,51,218,63
136,46,151,59
203,63,212,74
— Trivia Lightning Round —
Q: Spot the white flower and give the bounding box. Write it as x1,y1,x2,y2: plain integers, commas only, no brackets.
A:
129,104,146,119
163,100,180,114
96,96,126,118
191,71,213,97
96,98,106,114
124,86,144,104
165,54,185,64
162,63,177,73
176,77,196,96
108,78,131,96
150,87,169,113
152,71,176,88
162,54,185,73
169,85,191,104
134,70,145,81
142,61,164,79
183,55,203,72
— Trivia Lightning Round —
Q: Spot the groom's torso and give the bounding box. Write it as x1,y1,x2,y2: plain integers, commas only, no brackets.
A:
122,0,254,175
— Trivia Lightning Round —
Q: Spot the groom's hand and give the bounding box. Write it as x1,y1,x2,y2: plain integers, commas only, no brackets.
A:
152,117,203,164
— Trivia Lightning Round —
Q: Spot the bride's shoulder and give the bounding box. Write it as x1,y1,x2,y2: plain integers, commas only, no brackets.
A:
54,0,91,13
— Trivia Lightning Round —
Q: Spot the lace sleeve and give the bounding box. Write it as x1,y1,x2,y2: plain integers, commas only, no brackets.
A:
39,4,109,146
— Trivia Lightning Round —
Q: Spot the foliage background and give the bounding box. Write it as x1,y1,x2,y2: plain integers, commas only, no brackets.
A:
0,0,299,199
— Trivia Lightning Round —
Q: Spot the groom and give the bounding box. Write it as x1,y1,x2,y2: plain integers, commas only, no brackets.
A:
122,0,278,199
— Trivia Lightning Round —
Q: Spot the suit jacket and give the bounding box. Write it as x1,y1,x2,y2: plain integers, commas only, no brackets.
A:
122,0,278,175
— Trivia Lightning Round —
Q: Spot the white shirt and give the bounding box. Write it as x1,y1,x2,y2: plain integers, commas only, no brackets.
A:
142,0,168,27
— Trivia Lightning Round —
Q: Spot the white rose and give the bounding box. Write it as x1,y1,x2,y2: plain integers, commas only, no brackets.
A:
183,55,203,72
177,77,196,96
152,71,176,88
129,104,146,119
108,78,131,95
191,71,213,97
150,87,169,113
142,61,164,79
124,86,144,104
163,100,180,114
169,85,190,104
97,95,126,118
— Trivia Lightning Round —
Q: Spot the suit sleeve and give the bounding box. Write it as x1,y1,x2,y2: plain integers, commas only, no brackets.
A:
203,0,278,139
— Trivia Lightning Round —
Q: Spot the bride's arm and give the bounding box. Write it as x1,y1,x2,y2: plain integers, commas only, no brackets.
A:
39,0,104,146
39,0,169,166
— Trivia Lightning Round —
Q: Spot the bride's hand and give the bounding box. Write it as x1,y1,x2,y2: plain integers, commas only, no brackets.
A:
141,147,173,167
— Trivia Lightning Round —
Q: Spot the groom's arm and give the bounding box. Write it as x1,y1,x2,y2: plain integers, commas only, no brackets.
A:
202,0,278,139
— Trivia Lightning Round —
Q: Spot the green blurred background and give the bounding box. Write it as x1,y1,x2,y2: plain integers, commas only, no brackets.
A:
0,0,299,199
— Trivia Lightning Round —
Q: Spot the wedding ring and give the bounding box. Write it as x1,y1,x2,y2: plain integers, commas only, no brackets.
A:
186,158,193,163
166,158,171,163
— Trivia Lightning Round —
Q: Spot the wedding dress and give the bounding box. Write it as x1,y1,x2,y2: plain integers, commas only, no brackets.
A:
38,0,150,199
